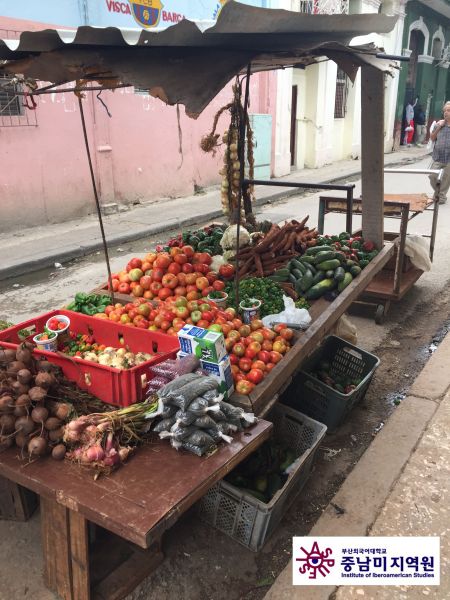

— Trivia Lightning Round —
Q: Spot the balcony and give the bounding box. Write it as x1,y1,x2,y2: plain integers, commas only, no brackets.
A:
294,0,349,14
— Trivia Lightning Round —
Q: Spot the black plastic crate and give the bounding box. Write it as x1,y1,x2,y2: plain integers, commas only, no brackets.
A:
282,335,380,432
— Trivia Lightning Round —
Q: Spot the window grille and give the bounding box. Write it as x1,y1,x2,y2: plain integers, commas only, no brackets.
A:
0,74,38,127
294,0,349,14
334,68,349,119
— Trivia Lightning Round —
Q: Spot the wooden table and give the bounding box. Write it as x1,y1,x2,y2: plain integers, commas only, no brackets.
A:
230,243,395,415
0,420,272,600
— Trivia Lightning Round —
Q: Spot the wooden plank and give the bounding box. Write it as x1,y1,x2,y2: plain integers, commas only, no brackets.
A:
0,420,272,549
231,243,395,414
361,66,384,248
0,475,38,521
41,496,73,600
69,510,90,600
93,541,164,600
362,267,423,301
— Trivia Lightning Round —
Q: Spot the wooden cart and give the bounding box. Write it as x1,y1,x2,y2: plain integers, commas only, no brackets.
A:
318,182,440,324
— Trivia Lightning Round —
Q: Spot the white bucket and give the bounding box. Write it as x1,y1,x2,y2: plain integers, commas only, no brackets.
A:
33,332,58,352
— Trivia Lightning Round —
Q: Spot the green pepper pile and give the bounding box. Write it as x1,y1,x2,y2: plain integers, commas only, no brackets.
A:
225,277,284,318
66,293,112,316
182,224,225,255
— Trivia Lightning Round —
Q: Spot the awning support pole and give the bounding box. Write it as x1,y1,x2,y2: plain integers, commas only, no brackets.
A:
234,63,252,312
78,96,115,305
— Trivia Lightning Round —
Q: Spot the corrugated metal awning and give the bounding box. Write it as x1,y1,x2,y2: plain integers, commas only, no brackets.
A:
0,1,397,117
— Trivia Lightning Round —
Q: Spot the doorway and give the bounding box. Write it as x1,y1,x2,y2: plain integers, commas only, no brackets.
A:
290,85,298,166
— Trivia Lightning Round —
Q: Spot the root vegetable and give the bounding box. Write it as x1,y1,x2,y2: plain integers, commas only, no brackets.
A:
16,346,32,365
0,414,15,434
0,395,14,413
31,406,49,424
13,404,27,418
44,417,62,431
15,431,29,448
0,435,13,449
51,444,66,461
12,381,30,397
54,403,70,421
0,348,16,365
49,427,64,442
15,416,35,435
28,387,47,403
17,369,32,385
34,372,55,390
28,436,48,456
16,394,31,408
86,446,105,462
7,361,27,376
37,361,54,373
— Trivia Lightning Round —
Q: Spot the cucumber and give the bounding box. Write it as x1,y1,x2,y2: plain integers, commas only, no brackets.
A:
288,273,297,285
317,259,341,271
325,270,335,278
291,269,304,280
305,278,336,300
350,265,362,277
273,268,290,278
299,255,316,265
289,259,307,275
313,251,337,265
312,271,326,285
305,245,333,256
334,267,346,282
346,259,356,268
338,272,353,292
299,270,314,292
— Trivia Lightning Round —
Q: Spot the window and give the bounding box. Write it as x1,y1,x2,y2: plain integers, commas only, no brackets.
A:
0,75,23,117
432,37,443,60
334,68,349,118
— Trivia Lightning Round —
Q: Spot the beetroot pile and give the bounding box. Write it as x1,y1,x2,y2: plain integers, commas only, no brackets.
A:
0,343,71,460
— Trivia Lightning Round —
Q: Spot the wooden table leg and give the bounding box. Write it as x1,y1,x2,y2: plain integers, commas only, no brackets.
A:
40,496,90,600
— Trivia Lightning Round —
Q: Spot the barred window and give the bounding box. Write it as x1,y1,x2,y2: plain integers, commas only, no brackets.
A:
0,75,23,117
334,68,348,118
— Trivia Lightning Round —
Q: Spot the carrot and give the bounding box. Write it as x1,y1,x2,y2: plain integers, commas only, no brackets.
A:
278,283,298,300
254,253,264,277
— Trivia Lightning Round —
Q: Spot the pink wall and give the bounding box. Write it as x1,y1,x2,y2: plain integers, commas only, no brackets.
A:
0,16,277,232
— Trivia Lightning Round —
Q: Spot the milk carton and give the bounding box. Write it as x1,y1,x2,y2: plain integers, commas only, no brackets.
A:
177,325,227,364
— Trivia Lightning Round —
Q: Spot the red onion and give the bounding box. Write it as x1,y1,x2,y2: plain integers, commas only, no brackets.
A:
86,446,105,462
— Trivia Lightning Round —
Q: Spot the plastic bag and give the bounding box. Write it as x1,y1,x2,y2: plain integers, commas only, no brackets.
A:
174,354,200,376
159,423,198,442
188,397,221,416
427,121,437,153
182,440,216,457
195,415,218,429
332,313,358,345
149,359,178,380
160,404,177,419
168,376,219,411
262,296,311,330
147,375,171,394
153,416,177,433
206,427,233,444
158,373,201,399
404,235,432,272
175,409,197,427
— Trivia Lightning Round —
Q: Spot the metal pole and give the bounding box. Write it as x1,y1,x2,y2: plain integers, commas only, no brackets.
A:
346,186,354,234
78,96,115,305
233,64,251,312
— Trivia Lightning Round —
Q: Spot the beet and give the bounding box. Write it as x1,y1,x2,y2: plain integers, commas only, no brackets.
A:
0,413,15,434
44,417,62,431
0,348,16,366
31,406,49,424
35,372,55,390
11,380,30,397
15,431,29,448
16,345,32,366
28,387,47,403
49,427,64,442
51,444,66,461
0,435,13,449
0,395,14,413
17,369,32,385
15,416,35,435
28,436,48,456
7,361,27,376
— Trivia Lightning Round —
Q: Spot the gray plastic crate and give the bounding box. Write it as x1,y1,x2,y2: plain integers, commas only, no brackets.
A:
283,335,380,432
197,405,326,551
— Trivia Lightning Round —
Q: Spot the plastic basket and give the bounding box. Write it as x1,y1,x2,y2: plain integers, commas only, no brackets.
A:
282,335,380,432
197,405,326,551
0,310,179,407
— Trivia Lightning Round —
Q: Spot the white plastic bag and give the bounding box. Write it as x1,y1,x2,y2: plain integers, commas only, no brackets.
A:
262,296,311,330
332,314,357,345
427,121,437,153
404,235,432,272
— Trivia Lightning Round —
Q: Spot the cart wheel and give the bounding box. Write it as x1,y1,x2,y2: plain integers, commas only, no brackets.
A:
375,305,385,325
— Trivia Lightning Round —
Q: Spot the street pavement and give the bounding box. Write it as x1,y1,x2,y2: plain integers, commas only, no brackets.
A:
0,145,429,281
264,331,450,600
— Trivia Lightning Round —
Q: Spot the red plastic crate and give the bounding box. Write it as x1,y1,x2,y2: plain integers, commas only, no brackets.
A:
0,310,179,407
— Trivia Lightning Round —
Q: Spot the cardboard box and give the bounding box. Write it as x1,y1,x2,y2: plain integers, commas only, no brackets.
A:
177,325,227,363
177,351,234,399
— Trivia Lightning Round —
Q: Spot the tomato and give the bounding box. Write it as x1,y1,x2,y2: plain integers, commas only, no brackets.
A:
127,309,138,320
108,278,120,291
273,323,287,334
238,324,251,338
182,263,194,274
272,340,287,354
174,253,188,265
280,327,294,341
247,368,264,385
232,318,243,330
252,360,267,372
186,291,200,301
262,340,273,352
265,362,276,372
181,245,195,258
150,281,163,294
229,353,239,365
129,257,142,270
151,268,164,282
245,347,257,359
196,277,210,291
197,320,210,329
227,330,241,343
139,275,152,290
175,306,190,320
158,288,173,300
232,343,246,357
162,273,179,289
225,307,236,319
225,338,234,352
230,364,241,376
119,272,130,283
248,341,261,354
269,351,283,364
249,331,264,344
145,252,157,264
250,319,264,331
212,280,225,291
257,350,271,364
160,320,171,331
234,373,248,384
238,357,253,372
155,255,171,270
196,263,210,275
197,252,212,266
167,262,181,275
201,311,214,322
120,314,131,324
206,272,218,285
219,263,235,279
185,273,197,285
118,282,130,294
236,379,255,395
221,323,232,337
104,305,115,316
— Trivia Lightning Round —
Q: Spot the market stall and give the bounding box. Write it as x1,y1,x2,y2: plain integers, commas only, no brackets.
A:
0,2,403,597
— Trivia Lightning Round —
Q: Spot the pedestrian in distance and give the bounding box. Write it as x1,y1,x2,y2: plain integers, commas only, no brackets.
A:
414,103,426,146
429,101,450,205
403,99,416,146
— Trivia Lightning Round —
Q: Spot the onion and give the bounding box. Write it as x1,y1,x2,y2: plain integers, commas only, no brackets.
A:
17,369,32,385
15,416,35,435
0,414,15,434
51,444,66,461
0,395,14,413
35,372,55,390
28,436,48,456
44,417,62,431
118,447,131,462
67,419,85,432
86,446,105,462
103,453,119,467
31,406,49,424
64,429,81,443
28,387,47,403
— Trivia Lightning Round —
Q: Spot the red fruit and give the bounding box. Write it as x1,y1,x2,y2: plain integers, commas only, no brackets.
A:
212,280,225,291
129,257,142,269
182,263,194,274
162,273,178,289
232,343,246,357
269,351,283,364
229,353,239,366
252,360,267,372
174,253,188,265
154,255,171,270
118,282,130,294
257,350,271,364
239,357,253,372
167,262,181,275
235,379,254,395
132,285,144,297
219,264,235,279
140,275,152,290
280,328,294,341
247,368,264,385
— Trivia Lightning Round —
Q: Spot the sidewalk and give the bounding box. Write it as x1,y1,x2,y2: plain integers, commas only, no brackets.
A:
0,146,430,282
264,332,450,600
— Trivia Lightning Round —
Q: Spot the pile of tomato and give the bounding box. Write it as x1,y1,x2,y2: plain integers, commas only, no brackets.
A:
107,247,234,300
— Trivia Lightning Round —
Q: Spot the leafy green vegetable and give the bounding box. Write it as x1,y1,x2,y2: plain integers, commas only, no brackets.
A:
225,277,284,318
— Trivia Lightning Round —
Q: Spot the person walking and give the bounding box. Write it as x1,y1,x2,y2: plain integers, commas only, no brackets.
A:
403,99,416,146
429,101,450,205
414,104,426,146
